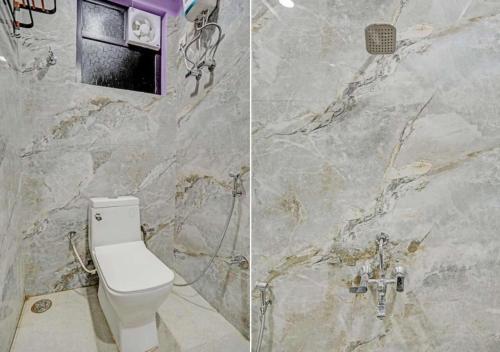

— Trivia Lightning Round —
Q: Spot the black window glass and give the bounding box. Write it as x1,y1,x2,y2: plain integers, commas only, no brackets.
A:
77,0,161,95
82,1,124,42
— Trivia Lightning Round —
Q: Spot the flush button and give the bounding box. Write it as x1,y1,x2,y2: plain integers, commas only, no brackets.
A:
95,213,102,221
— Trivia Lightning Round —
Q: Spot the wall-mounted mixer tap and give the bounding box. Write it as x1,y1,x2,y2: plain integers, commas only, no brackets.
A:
226,255,249,269
350,233,406,319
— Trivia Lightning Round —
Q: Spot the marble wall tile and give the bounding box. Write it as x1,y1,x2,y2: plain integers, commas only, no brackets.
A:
15,2,177,296
0,5,24,352
173,0,250,337
252,0,500,351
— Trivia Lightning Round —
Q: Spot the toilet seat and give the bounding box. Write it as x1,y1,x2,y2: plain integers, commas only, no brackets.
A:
94,241,174,294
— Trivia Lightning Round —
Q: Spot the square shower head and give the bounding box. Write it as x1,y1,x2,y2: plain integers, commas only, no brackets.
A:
365,24,397,55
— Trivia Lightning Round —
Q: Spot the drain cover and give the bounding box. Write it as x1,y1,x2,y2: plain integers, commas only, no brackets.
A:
365,23,397,55
31,299,52,313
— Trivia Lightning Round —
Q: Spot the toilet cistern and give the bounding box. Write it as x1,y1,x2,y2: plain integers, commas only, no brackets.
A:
350,233,406,319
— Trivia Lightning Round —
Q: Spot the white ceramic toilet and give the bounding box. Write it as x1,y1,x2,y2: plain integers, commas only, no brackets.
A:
89,196,174,352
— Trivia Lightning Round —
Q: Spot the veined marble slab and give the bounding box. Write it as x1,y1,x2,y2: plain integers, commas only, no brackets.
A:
252,0,500,350
0,4,25,352
173,0,250,337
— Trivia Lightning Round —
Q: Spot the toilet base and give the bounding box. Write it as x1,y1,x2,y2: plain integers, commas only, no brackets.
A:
98,284,159,352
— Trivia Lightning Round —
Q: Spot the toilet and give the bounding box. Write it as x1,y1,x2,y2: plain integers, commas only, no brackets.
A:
89,196,174,352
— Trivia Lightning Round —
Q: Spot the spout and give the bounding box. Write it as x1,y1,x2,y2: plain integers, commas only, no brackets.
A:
377,303,386,319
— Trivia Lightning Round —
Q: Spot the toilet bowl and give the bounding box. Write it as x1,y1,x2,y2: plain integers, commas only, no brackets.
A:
89,196,174,352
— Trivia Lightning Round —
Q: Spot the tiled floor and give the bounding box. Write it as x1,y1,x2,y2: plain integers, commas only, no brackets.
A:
10,278,248,352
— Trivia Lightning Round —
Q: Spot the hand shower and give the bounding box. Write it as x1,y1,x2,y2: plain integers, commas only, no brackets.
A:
255,282,272,352
173,173,243,287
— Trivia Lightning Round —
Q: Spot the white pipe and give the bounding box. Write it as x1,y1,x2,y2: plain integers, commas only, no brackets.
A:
69,232,96,275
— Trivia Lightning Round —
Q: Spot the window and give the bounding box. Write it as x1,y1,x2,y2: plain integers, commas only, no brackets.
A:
76,0,161,95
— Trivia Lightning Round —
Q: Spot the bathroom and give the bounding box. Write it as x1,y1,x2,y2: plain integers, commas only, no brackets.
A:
252,0,500,351
1,0,500,351
0,0,248,351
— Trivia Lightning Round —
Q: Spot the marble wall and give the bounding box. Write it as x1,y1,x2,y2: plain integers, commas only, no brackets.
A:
0,5,25,352
16,2,177,296
252,0,500,351
173,0,250,337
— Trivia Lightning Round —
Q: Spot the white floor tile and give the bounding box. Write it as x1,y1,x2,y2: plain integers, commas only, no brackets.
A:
10,279,249,352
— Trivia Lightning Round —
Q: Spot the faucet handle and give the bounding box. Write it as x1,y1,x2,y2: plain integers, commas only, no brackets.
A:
394,266,406,292
350,264,372,294
349,286,367,293
359,264,372,276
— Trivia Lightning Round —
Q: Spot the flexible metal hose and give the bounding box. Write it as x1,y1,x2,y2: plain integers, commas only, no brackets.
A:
256,308,267,352
174,175,240,287
69,231,96,275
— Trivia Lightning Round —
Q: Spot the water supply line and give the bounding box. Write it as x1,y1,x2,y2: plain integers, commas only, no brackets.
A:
181,2,223,81
173,173,244,287
68,231,96,275
255,282,272,352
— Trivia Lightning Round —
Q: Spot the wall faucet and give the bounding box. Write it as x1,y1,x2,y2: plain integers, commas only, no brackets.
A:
226,255,249,269
350,233,406,319
229,172,244,197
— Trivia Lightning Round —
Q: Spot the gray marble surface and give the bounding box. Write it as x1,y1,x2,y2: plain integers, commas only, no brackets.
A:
0,5,25,352
173,0,250,337
252,0,500,351
1,0,249,343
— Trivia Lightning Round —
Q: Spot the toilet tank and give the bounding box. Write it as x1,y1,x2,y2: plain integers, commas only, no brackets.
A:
89,196,141,249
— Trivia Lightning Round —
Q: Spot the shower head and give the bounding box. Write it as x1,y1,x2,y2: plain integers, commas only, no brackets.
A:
365,24,397,55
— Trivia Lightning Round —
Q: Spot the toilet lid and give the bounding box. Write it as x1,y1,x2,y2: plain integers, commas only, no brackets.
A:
94,241,174,294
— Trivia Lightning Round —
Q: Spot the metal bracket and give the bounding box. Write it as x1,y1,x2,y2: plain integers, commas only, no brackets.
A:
2,0,57,37
17,0,56,15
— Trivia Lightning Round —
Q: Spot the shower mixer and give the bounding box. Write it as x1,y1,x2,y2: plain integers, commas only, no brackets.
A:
350,233,406,319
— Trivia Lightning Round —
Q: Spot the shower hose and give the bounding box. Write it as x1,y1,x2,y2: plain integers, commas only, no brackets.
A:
256,307,267,352
173,175,241,287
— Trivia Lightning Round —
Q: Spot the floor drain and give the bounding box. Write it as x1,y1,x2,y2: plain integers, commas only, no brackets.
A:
31,299,52,313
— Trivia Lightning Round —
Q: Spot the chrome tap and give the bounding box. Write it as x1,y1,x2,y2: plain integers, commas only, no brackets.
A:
226,255,249,269
255,282,272,317
229,172,245,197
350,233,406,319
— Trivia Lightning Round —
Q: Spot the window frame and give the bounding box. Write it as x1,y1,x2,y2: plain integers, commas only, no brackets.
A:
76,0,161,94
